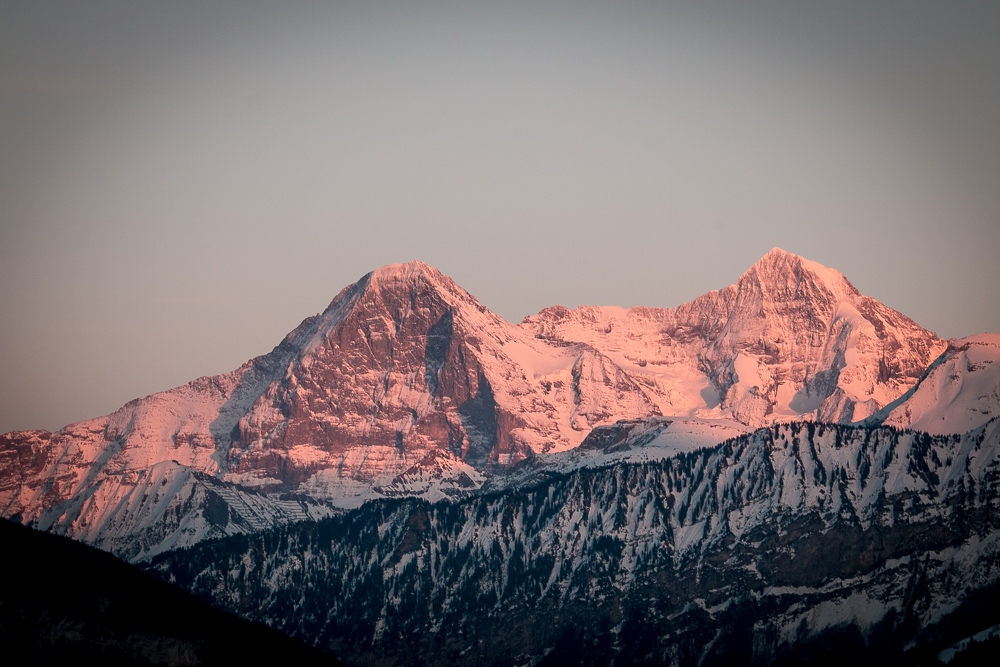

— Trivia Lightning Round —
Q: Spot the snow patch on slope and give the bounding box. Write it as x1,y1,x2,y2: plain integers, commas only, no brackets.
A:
874,334,1000,435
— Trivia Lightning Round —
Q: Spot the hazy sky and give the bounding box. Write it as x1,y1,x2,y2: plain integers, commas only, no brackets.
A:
2,1,998,433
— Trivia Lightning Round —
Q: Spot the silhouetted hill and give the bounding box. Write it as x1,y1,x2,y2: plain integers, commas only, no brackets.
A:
0,518,343,666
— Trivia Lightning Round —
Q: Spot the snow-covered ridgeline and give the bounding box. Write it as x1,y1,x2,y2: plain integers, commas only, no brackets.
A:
873,333,1000,435
22,459,338,562
522,248,946,428
150,419,1000,665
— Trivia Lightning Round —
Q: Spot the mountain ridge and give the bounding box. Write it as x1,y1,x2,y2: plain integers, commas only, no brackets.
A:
523,246,945,426
146,418,1000,666
1,250,992,561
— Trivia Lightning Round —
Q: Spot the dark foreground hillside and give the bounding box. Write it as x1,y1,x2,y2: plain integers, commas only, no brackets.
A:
0,518,342,666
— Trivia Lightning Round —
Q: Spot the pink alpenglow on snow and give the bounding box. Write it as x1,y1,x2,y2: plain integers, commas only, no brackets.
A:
0,250,993,561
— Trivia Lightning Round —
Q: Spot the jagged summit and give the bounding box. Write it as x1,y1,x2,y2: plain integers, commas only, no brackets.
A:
754,246,810,264
365,260,444,290
334,260,493,322
738,247,860,303
285,260,497,369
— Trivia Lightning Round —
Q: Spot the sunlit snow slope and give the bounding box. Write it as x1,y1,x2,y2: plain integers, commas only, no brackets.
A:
872,333,1000,435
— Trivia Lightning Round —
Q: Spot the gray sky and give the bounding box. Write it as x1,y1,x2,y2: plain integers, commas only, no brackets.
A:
2,1,998,433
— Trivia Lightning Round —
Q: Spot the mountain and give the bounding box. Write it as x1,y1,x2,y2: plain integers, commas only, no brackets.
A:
2,249,998,666
147,419,1000,666
0,250,976,561
523,247,945,426
871,333,1000,435
0,518,341,665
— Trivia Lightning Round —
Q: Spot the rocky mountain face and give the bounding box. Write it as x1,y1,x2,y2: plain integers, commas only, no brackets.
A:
0,250,983,563
148,419,1000,666
523,248,946,426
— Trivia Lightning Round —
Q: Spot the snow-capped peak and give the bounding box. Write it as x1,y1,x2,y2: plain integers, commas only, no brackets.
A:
739,247,860,303
355,260,495,320
367,260,441,286
522,249,945,428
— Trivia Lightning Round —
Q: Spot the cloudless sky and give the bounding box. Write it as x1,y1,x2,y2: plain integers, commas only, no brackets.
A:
2,1,998,433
